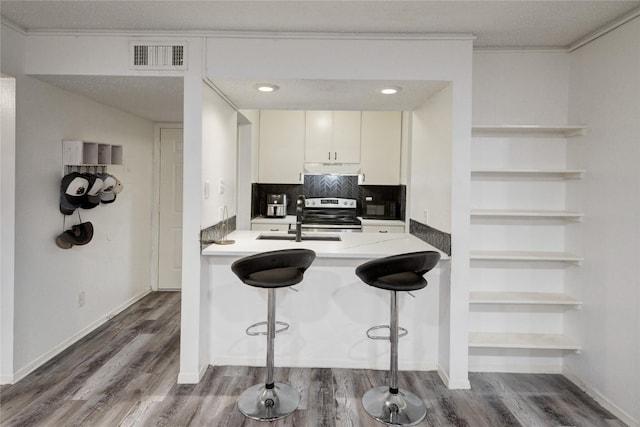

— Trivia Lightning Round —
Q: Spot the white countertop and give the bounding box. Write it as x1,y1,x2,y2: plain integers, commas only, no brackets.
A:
202,230,447,259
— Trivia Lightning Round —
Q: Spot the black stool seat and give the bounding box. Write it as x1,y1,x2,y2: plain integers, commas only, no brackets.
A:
231,248,316,422
232,249,315,288
356,251,441,426
356,251,440,291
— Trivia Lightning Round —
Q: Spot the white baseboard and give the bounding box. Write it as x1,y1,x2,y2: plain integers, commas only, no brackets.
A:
11,289,151,384
177,363,208,384
0,374,14,385
563,369,639,427
210,356,438,373
468,363,563,374
437,366,471,389
437,366,450,387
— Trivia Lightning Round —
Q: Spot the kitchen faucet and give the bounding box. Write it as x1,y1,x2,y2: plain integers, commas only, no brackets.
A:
295,195,305,242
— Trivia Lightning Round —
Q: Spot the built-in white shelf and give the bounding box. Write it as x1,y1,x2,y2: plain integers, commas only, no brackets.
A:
471,169,585,179
469,332,582,350
63,140,123,166
472,125,586,138
469,122,586,367
469,332,581,351
470,209,583,221
469,291,582,306
470,250,583,263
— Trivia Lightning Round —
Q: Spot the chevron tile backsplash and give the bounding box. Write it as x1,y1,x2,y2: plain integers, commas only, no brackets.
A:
251,175,405,219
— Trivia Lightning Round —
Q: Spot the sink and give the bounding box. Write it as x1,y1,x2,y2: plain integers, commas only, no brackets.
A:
256,233,341,241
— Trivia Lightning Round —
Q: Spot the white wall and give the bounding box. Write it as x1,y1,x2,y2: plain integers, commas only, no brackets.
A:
566,17,640,425
236,109,259,230
11,75,154,380
1,24,155,381
472,50,570,125
201,82,238,228
410,84,453,233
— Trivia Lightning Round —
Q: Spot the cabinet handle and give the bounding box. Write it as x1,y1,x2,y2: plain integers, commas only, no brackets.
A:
362,173,366,182
299,172,302,182
379,230,388,233
334,152,337,160
328,152,331,160
270,228,279,231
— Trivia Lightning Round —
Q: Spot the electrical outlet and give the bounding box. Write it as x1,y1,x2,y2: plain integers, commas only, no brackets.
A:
78,291,85,308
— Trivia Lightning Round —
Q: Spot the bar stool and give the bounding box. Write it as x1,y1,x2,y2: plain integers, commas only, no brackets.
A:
231,248,316,421
356,251,441,426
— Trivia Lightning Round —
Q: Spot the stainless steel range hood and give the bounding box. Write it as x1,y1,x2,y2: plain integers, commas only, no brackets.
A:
303,162,361,175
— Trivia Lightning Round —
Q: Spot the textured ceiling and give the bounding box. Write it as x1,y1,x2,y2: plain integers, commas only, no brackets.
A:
3,1,639,121
2,1,640,48
210,79,451,111
33,75,184,122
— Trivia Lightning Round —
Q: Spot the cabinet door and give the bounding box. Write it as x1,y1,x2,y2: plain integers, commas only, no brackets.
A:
362,224,406,233
259,110,305,183
251,223,291,232
360,111,402,185
333,111,361,163
305,111,333,163
305,111,361,163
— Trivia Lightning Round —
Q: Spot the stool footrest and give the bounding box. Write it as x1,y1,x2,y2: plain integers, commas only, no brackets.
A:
246,320,290,336
366,324,408,340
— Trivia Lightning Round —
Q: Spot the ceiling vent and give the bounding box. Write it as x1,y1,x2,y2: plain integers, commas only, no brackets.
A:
129,41,187,70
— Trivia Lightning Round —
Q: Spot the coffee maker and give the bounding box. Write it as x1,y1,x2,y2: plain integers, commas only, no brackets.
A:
266,194,287,217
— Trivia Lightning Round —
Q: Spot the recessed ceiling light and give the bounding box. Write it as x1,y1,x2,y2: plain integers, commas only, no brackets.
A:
256,83,279,93
380,86,402,95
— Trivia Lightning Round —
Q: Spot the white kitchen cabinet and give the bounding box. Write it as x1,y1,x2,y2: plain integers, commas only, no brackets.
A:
469,124,586,371
305,111,361,164
359,111,402,185
251,222,291,232
362,224,405,233
258,110,305,183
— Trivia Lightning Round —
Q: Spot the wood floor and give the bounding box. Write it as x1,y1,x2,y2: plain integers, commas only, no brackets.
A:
1,292,626,427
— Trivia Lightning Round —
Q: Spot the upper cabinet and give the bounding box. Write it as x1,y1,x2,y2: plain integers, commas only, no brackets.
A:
360,111,402,185
305,111,361,164
258,110,305,184
257,109,402,185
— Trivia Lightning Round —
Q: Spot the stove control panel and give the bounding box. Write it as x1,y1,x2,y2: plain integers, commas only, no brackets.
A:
305,198,357,208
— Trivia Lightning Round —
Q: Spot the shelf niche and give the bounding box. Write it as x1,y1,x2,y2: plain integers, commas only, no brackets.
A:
63,140,123,166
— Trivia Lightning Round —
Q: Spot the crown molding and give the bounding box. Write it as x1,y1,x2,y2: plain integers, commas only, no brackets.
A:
0,24,476,42
0,17,26,35
569,7,640,52
473,47,568,53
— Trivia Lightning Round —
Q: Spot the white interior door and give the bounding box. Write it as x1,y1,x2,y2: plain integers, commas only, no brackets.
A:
158,128,183,290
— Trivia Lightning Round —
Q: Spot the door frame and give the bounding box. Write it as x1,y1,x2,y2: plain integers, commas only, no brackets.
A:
1,74,16,384
152,123,184,291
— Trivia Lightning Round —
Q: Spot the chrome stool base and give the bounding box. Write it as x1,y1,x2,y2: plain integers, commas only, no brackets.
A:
237,382,300,421
362,386,427,426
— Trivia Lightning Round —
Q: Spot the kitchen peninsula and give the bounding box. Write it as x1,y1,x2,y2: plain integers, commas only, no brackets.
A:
200,231,449,377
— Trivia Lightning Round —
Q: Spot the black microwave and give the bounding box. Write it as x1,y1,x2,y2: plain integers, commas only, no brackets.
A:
363,201,398,219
